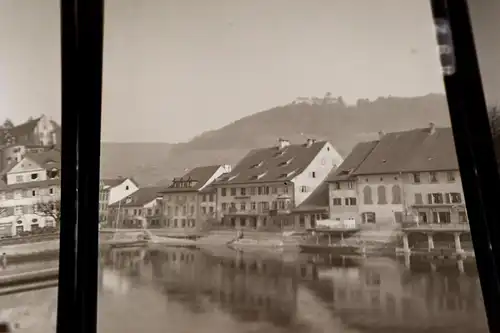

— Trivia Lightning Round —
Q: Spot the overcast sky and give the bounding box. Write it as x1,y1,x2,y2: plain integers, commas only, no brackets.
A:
4,0,492,143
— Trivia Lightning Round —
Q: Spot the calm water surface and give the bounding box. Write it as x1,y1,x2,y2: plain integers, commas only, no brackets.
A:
0,246,489,333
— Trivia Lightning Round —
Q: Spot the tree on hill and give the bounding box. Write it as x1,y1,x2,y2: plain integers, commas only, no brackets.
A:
1,119,14,129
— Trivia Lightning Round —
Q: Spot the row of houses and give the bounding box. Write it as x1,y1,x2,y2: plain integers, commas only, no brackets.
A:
102,122,468,233
0,116,61,236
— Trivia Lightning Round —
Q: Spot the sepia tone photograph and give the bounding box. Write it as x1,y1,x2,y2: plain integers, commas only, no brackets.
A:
0,0,499,332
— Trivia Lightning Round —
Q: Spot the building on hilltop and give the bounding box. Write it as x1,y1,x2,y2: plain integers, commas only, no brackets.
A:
99,177,139,226
159,165,230,232
212,138,344,230
0,149,61,236
0,115,60,171
327,123,467,227
108,186,166,229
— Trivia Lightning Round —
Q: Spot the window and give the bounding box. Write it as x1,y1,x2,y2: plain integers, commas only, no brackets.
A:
240,188,246,196
332,198,342,206
333,182,341,190
249,187,256,195
412,173,421,183
230,188,236,196
221,188,227,196
344,197,356,206
363,186,373,204
240,203,246,211
347,181,354,189
391,185,402,204
377,185,387,204
429,172,438,183
414,193,423,205
447,171,456,182
300,186,308,193
311,171,316,178
31,173,38,180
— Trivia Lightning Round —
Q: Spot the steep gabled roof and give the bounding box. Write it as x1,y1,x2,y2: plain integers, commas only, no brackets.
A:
101,177,139,188
160,165,222,193
24,149,61,170
352,126,458,175
0,117,41,145
214,141,329,185
327,141,379,182
109,186,165,208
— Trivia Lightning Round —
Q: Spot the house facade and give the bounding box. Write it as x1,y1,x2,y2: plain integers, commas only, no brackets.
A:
160,165,230,232
0,116,59,169
108,186,165,229
327,124,467,227
99,177,139,226
213,138,344,230
0,149,61,235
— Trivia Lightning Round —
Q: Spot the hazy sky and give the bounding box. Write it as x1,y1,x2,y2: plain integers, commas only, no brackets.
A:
0,0,452,143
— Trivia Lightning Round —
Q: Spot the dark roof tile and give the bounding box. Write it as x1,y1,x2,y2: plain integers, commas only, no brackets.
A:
161,165,222,193
214,141,329,185
327,141,379,182
352,126,458,175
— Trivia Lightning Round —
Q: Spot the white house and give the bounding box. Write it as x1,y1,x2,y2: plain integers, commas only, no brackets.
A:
101,177,139,205
212,138,344,229
0,149,61,235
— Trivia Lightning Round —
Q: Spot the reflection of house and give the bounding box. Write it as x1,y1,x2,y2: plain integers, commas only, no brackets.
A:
144,247,298,325
108,186,165,228
0,149,61,235
327,258,482,328
160,165,229,231
328,124,467,226
213,138,343,230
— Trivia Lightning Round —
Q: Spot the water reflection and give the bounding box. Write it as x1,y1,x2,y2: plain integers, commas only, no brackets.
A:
97,247,488,333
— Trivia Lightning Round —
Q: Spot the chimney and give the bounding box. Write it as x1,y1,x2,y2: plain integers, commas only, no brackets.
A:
429,122,436,134
305,138,316,147
277,138,290,149
378,131,385,139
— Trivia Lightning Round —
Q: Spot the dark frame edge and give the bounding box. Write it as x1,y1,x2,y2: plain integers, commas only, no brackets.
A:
431,0,500,332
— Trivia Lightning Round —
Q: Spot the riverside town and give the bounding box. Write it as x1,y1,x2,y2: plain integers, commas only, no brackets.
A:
0,115,471,259
0,113,487,333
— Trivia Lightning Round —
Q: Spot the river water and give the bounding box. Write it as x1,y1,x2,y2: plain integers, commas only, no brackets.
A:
0,246,489,333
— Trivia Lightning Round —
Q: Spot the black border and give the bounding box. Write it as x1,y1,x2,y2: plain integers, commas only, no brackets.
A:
432,0,500,332
57,1,103,332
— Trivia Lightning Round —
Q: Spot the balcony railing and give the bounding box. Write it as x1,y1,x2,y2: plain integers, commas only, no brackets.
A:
402,221,470,231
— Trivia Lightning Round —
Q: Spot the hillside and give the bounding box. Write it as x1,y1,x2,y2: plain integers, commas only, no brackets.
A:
100,94,452,185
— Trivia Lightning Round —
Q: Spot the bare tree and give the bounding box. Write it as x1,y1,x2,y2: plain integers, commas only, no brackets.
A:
35,200,61,228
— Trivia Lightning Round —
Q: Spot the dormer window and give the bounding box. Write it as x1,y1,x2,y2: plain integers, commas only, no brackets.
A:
279,169,297,178
126,197,132,204
250,161,264,169
274,150,286,158
250,172,267,180
228,174,239,182
278,158,294,167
